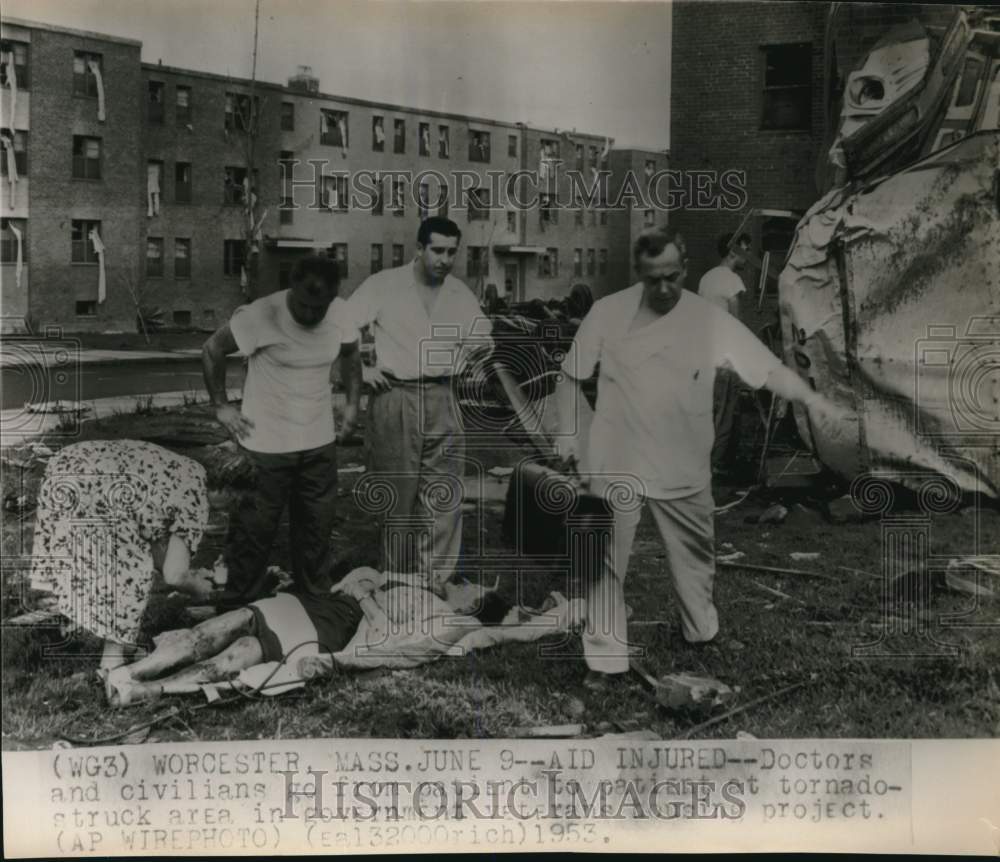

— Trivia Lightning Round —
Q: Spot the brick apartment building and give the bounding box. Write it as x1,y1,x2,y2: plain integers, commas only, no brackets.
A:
0,17,670,334
669,1,966,294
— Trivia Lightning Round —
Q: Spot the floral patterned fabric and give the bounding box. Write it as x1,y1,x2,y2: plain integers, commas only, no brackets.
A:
29,440,209,644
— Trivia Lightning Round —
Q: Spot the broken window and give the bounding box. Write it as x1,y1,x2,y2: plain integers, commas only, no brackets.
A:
0,40,29,89
372,116,385,151
438,125,450,158
0,129,27,175
469,130,491,163
419,122,431,156
391,177,406,216
761,43,812,131
174,238,191,278
370,243,383,274
321,175,349,211
72,136,102,180
393,119,406,154
466,246,489,278
148,81,165,124
71,219,101,263
321,109,348,147
175,86,192,125
0,218,27,263
223,239,244,276
537,248,558,279
225,92,258,132
146,237,164,277
468,187,490,221
175,162,192,203
391,243,404,267
223,166,256,205
280,101,295,131
73,52,102,97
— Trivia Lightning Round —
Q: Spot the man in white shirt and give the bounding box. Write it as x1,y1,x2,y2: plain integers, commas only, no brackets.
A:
556,226,843,689
345,217,492,595
698,232,752,474
202,255,363,606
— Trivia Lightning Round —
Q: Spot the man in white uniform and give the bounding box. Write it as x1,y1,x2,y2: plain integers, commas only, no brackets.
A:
556,226,842,689
202,255,363,606
346,217,492,595
698,232,752,473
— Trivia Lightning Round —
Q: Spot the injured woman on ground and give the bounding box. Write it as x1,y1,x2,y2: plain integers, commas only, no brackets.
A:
104,567,550,706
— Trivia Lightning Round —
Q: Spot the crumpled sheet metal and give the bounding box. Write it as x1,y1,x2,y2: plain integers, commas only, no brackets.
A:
779,131,1000,497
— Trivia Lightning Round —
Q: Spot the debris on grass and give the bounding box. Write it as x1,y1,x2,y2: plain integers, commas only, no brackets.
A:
790,552,821,561
717,551,746,563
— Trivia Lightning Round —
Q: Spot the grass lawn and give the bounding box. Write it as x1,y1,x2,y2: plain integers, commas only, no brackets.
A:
2,403,998,747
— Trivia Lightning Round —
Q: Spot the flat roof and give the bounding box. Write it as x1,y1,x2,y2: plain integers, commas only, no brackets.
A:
2,16,142,48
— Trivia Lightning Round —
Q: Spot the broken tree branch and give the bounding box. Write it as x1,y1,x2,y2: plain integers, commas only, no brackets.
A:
718,561,835,581
677,679,811,740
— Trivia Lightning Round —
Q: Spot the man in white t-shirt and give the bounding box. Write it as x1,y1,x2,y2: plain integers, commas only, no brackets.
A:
345,217,492,594
202,255,363,605
698,232,752,473
555,226,844,690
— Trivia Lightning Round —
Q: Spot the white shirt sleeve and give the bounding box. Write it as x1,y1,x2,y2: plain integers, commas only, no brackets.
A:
332,297,360,344
229,300,264,356
716,311,782,389
344,277,380,330
561,303,603,380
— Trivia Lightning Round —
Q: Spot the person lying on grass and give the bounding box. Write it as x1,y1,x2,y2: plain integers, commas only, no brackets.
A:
104,567,519,706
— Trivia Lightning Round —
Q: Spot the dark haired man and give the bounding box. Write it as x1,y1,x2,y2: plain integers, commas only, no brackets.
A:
555,227,843,689
202,254,363,604
345,217,492,595
699,231,753,472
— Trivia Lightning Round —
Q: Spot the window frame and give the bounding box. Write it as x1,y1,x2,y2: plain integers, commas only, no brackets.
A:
71,135,102,180
370,243,383,274
469,130,491,163
0,217,27,263
0,40,29,90
174,161,192,204
175,85,192,125
760,42,813,132
280,101,295,132
71,219,101,264
320,109,349,147
174,237,192,279
146,236,165,278
223,239,245,277
393,119,406,154
73,51,102,98
0,128,28,176
147,80,165,125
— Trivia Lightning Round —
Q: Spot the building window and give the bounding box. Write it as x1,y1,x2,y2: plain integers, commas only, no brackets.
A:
540,194,558,226
371,181,384,216
225,92,258,132
419,122,431,156
370,243,383,274
76,301,97,317
469,130,490,163
0,129,27,176
72,136,102,180
589,145,598,169
508,134,518,158
173,310,192,327
372,116,385,151
437,181,449,217
320,109,348,147
585,248,595,277
280,195,293,224
278,150,295,186
223,239,244,276
575,144,584,172
175,162,192,203
506,211,516,233
538,248,558,279
280,101,295,131
643,209,655,227
468,187,490,221
321,175,349,211
645,159,656,178
418,180,430,220
146,237,164,277
599,248,608,275
391,244,405,267
224,166,255,205
71,220,101,263
467,246,489,279
438,125,450,158
393,119,405,154
330,243,348,277
573,248,582,277
174,238,191,278
0,218,27,263
175,85,191,125
761,43,812,131
391,177,406,216
0,40,29,90
147,81,165,124
73,52,102,97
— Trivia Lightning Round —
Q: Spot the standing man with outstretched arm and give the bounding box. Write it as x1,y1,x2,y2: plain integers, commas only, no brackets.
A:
555,226,845,690
202,255,363,606
346,217,492,595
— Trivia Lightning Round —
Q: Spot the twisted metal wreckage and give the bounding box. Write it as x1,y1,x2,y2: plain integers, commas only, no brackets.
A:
778,7,1000,499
